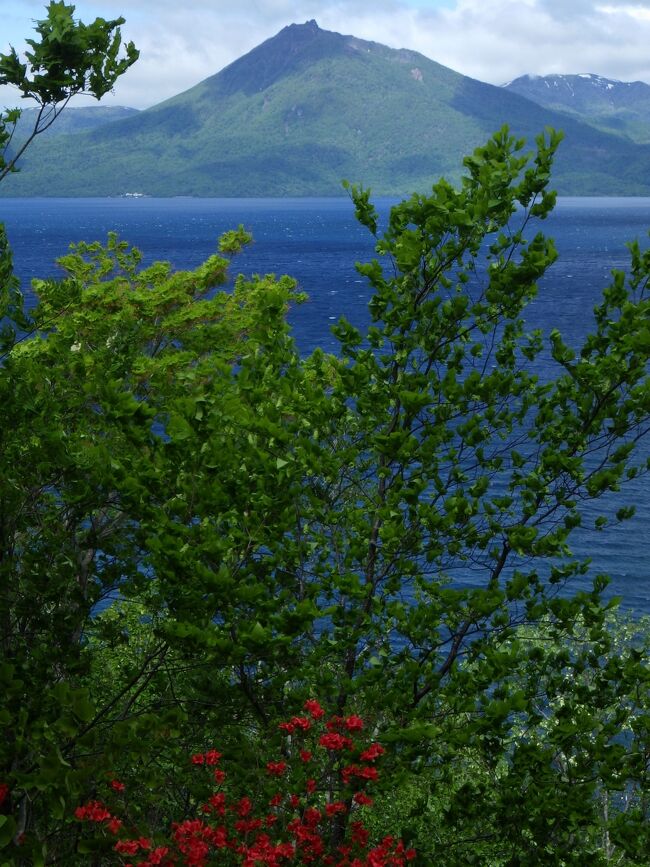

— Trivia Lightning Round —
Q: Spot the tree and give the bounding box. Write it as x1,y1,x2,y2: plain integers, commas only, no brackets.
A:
50,127,650,862
0,227,299,862
0,1,138,182
131,127,650,861
1,121,649,865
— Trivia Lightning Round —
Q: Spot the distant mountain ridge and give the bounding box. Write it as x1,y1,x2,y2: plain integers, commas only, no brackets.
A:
14,105,140,139
3,22,650,196
503,73,650,143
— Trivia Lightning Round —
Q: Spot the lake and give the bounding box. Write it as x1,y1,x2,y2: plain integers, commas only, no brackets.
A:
2,195,650,613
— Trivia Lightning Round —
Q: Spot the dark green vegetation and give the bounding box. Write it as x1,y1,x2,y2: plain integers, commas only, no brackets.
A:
4,19,650,196
504,74,650,144
2,7,650,866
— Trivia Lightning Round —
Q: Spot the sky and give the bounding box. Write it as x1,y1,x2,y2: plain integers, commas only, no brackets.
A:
2,0,650,110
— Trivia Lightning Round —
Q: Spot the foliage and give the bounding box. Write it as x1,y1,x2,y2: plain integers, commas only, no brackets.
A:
1,100,650,866
72,701,417,865
0,225,303,863
0,0,138,182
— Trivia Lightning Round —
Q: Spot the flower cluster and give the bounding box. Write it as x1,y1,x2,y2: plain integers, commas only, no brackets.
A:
73,700,416,866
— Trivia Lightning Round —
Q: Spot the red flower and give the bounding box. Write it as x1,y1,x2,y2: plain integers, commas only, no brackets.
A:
350,821,369,847
213,768,226,784
354,792,373,806
319,732,352,751
204,749,222,765
300,749,313,763
114,837,151,854
236,796,253,818
0,783,9,807
114,839,140,855
306,778,317,793
208,792,226,815
74,800,112,822
106,817,123,834
144,846,171,865
304,806,322,826
190,753,205,765
360,743,385,762
304,699,325,719
344,715,364,732
325,801,347,817
269,793,283,807
109,779,125,792
266,761,287,777
342,764,379,784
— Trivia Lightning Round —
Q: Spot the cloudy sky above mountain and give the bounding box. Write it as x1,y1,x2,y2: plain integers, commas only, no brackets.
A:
2,0,650,109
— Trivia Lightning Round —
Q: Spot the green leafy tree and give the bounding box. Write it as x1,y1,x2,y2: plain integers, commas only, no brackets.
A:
0,226,303,862
1,118,649,866
76,127,647,862
0,0,138,182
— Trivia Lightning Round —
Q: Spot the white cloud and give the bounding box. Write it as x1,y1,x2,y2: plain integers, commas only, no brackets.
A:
1,0,650,110
598,3,650,19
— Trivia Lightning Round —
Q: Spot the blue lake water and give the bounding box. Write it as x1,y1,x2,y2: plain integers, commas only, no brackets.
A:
2,196,650,614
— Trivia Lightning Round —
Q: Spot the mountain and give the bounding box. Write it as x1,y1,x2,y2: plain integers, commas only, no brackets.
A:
3,21,650,197
13,105,140,140
503,73,650,144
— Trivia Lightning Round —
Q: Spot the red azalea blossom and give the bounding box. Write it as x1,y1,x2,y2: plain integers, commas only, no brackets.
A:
342,764,379,784
304,699,325,719
354,792,373,806
114,837,151,855
360,743,385,762
204,749,222,765
319,732,353,751
142,846,171,865
107,817,123,834
303,806,321,826
75,800,112,822
350,821,369,848
266,760,287,776
234,817,263,834
236,796,253,818
279,715,311,733
0,783,9,807
71,702,417,866
208,792,227,815
114,839,140,856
